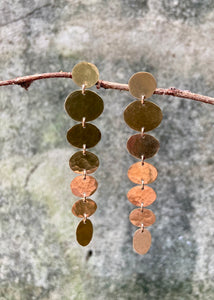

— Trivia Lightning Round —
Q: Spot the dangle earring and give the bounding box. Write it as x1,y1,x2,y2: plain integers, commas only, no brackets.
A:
64,62,104,247
124,72,162,255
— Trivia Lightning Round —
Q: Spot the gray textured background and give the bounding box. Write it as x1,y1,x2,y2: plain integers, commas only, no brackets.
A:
0,1,214,299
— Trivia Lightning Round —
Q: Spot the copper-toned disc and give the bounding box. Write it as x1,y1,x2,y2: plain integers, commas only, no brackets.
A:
67,123,101,149
133,228,152,255
128,72,157,99
70,175,98,197
72,61,99,88
129,208,156,227
69,151,99,174
72,198,97,218
64,90,104,122
127,185,156,207
127,133,160,159
124,100,162,132
127,162,158,185
76,219,93,246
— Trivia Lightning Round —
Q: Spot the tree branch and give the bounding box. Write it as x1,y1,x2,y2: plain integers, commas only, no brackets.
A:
0,72,214,105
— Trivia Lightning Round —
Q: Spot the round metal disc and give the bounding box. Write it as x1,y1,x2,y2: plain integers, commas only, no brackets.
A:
129,208,156,227
124,100,162,132
72,62,99,88
127,185,157,207
127,162,158,185
128,72,157,99
69,151,99,174
70,175,98,197
76,219,93,247
127,133,160,159
67,123,101,149
64,90,104,122
133,228,152,255
72,198,97,218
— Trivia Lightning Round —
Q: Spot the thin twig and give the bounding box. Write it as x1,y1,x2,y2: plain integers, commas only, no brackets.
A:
0,72,214,105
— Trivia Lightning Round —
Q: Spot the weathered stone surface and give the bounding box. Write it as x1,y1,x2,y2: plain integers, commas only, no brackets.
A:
0,0,214,299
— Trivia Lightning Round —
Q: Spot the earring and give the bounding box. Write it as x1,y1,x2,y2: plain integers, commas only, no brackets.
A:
124,72,162,255
64,62,104,247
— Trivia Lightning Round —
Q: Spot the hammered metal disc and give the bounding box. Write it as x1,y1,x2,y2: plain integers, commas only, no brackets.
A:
127,162,158,185
64,90,104,122
128,72,157,99
70,175,98,197
129,208,156,227
72,62,99,88
124,100,162,132
133,228,152,255
76,219,93,246
69,151,99,174
72,198,97,218
67,123,101,149
127,185,157,207
127,133,160,159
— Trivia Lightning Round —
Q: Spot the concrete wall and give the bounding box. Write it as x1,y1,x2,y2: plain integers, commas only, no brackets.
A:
0,1,214,299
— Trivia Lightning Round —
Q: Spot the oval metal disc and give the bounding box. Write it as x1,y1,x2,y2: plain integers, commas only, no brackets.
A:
70,175,98,197
129,208,156,227
72,199,97,218
127,162,158,185
76,219,93,247
69,151,99,174
128,72,157,99
127,133,160,159
124,100,162,132
67,123,101,149
64,90,104,122
127,185,157,207
133,228,152,255
72,62,99,88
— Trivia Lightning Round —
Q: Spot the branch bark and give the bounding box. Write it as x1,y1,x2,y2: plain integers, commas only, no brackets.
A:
0,72,214,105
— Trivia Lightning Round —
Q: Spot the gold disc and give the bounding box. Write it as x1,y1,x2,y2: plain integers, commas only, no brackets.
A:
127,185,157,207
127,133,160,159
76,219,93,246
72,198,97,218
64,90,104,122
128,72,157,99
133,228,152,255
124,100,162,132
69,151,99,174
70,175,98,197
72,62,99,88
67,123,101,149
129,208,156,227
127,162,158,185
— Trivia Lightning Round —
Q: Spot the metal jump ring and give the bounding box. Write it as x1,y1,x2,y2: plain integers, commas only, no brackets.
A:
141,95,145,104
141,202,144,212
83,193,87,202
141,180,144,190
82,84,86,95
141,154,145,166
83,144,86,155
83,213,87,224
141,223,144,232
82,117,86,128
